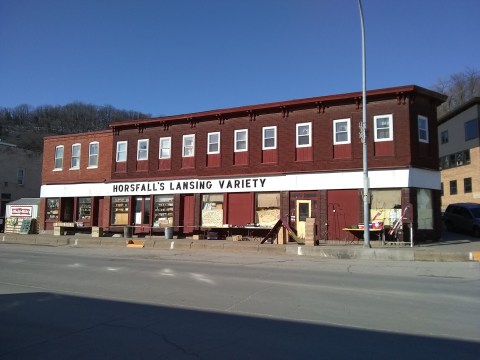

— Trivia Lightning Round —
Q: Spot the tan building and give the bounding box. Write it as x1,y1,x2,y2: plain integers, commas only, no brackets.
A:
438,97,480,210
0,141,43,217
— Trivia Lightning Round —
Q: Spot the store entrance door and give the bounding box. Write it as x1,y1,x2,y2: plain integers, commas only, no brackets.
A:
134,196,151,234
296,200,311,239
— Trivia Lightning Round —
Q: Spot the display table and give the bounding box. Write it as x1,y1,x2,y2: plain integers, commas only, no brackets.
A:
342,228,384,243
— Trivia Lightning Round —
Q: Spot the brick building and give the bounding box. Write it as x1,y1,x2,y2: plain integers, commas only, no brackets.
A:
40,85,446,242
438,97,480,210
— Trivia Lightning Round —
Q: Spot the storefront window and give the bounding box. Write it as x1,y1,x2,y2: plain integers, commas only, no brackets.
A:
255,192,280,226
417,189,433,229
153,196,174,227
201,194,224,226
111,196,129,225
77,197,91,220
46,198,60,220
369,189,401,227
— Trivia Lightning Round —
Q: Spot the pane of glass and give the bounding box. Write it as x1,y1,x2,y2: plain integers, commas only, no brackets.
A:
209,143,219,152
236,131,246,141
236,140,246,150
209,133,218,143
299,203,309,221
336,133,347,142
144,198,150,224
264,138,275,148
299,125,309,135
298,136,309,145
336,122,347,132
264,128,275,138
378,128,390,139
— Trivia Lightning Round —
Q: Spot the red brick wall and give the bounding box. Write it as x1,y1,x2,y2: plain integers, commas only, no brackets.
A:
42,130,113,184
109,95,437,181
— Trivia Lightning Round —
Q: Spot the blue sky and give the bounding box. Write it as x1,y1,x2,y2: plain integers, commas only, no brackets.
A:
1,0,478,117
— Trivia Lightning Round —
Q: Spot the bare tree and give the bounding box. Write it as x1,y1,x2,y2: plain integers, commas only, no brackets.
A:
433,68,480,117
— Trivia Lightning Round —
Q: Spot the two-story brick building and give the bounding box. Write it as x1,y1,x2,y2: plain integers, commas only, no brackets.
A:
40,85,446,242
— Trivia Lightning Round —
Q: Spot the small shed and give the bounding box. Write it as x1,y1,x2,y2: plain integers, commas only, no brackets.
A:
5,198,40,234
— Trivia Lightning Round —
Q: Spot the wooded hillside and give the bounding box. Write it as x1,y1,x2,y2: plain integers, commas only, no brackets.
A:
0,103,150,152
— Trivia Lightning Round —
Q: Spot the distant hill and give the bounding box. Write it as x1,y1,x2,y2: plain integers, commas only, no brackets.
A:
0,103,150,152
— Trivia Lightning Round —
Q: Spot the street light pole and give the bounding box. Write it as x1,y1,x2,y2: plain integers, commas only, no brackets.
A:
358,0,370,248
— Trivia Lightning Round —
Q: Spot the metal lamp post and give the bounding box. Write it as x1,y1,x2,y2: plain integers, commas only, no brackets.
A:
358,0,370,248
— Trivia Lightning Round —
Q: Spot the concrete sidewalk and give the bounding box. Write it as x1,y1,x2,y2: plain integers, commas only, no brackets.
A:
1,231,480,262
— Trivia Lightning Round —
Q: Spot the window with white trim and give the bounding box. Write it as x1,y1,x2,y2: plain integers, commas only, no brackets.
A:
182,134,195,157
54,145,64,170
137,139,149,160
333,118,351,144
374,114,393,142
88,142,99,168
418,115,429,143
207,132,220,154
116,141,127,162
71,143,81,169
296,122,311,147
234,129,248,152
262,126,277,150
159,137,171,159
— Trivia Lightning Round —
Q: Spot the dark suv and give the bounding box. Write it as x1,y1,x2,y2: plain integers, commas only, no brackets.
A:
443,203,480,237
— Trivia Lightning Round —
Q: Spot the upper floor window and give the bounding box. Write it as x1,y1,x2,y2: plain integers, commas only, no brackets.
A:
207,132,220,154
333,118,351,144
183,134,195,157
234,129,248,152
418,115,429,143
71,144,81,169
116,141,127,162
159,137,171,159
137,139,149,160
88,142,99,168
464,177,472,193
262,126,277,150
374,114,393,142
465,118,479,141
17,168,25,186
296,122,312,147
54,145,64,170
450,180,457,195
440,130,449,144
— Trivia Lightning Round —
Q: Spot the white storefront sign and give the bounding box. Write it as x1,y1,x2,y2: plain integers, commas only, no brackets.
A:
40,168,440,198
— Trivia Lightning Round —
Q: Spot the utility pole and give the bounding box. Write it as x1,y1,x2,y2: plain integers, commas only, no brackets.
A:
358,0,370,248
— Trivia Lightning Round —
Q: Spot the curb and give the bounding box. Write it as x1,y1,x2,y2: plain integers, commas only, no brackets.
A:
1,234,479,262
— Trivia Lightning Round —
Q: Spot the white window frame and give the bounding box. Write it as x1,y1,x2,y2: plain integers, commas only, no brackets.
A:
418,115,429,143
262,126,277,150
333,118,351,144
374,114,393,142
54,145,64,170
296,122,312,148
234,129,248,152
116,141,127,162
207,132,220,154
88,142,99,168
17,168,25,186
159,137,171,159
137,139,149,161
182,134,195,157
70,143,81,169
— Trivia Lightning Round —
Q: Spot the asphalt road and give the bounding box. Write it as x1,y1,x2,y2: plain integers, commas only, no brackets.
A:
0,244,479,359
